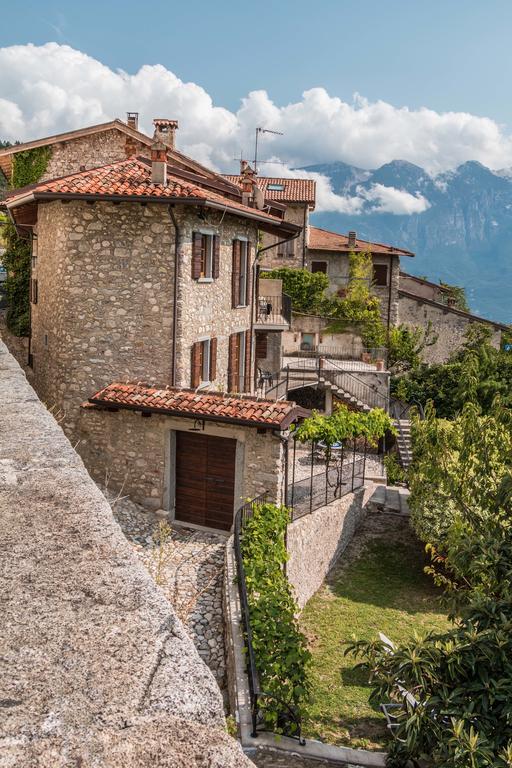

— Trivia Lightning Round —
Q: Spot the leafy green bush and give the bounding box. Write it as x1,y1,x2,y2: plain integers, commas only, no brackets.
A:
391,325,512,418
261,267,329,314
2,146,51,336
347,397,512,767
241,502,311,733
387,322,437,371
294,405,395,448
408,399,512,550
383,453,405,486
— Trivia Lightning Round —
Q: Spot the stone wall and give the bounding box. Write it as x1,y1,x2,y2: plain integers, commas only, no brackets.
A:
286,485,374,608
31,200,259,444
259,203,308,269
398,291,503,363
0,339,252,767
171,208,257,390
42,127,150,179
31,200,176,438
283,313,364,357
79,405,285,513
304,250,400,327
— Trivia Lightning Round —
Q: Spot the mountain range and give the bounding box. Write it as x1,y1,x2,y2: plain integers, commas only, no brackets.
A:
305,159,512,324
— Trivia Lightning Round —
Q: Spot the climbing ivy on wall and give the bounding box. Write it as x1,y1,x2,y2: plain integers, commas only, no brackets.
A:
241,502,311,734
2,146,51,336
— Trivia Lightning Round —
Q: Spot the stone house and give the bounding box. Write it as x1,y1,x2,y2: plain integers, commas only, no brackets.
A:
4,144,307,530
224,166,316,268
398,272,507,363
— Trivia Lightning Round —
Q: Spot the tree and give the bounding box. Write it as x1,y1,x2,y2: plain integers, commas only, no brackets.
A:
407,398,512,550
261,267,329,314
387,322,437,372
347,398,512,767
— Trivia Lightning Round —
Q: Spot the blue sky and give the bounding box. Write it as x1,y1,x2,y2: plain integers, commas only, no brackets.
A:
2,0,512,212
1,0,511,122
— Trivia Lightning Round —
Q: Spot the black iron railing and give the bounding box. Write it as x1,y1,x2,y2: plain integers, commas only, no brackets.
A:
255,293,292,326
287,438,367,520
233,493,305,743
285,345,387,365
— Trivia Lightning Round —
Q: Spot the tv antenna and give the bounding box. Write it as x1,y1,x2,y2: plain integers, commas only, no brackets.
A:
254,127,283,173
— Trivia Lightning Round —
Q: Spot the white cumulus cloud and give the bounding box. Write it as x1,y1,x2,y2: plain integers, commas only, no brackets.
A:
2,43,512,215
358,183,431,215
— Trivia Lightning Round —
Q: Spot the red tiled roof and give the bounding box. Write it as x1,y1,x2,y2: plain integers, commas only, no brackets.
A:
308,225,414,257
4,158,286,225
224,175,316,206
88,383,309,430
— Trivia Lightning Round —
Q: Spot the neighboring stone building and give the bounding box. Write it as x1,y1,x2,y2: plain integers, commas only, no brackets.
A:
224,166,316,268
5,146,306,530
306,226,414,330
398,280,507,363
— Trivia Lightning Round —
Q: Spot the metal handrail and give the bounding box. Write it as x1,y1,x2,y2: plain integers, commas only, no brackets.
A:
233,494,305,743
319,358,389,411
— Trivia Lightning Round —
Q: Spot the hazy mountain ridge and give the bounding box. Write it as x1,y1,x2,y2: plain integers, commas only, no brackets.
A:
305,159,512,323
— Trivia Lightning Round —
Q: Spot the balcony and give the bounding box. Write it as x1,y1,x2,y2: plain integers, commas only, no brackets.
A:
254,293,292,330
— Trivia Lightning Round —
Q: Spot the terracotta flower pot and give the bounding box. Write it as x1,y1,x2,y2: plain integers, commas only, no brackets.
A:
375,359,385,371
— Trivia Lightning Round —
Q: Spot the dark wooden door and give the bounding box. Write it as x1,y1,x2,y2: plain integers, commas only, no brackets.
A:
175,432,237,531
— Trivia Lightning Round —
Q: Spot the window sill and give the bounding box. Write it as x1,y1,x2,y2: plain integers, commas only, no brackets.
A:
235,304,249,309
197,277,214,284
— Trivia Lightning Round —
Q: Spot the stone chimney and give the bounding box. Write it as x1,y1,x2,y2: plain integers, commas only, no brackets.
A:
240,162,256,206
153,119,179,150
151,139,168,185
126,112,139,130
348,231,357,248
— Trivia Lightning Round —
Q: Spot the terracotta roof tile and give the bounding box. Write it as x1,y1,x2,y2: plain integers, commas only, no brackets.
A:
88,383,309,430
308,225,414,257
5,158,285,224
224,175,316,206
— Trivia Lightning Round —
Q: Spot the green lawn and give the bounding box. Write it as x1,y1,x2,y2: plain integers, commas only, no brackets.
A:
299,518,449,751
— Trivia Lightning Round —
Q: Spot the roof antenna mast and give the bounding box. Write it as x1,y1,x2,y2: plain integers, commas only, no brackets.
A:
254,127,284,174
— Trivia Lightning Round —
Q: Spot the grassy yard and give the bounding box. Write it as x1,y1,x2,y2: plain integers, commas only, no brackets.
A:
299,516,449,751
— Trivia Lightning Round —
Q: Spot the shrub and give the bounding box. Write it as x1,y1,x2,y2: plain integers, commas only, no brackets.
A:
261,267,328,314
383,453,405,486
241,502,311,733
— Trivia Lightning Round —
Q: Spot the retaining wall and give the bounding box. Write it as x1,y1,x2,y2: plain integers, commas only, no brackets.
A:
287,485,375,608
0,339,251,768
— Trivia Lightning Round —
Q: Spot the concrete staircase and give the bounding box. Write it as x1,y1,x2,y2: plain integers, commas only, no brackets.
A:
367,484,410,516
394,419,413,469
321,378,372,413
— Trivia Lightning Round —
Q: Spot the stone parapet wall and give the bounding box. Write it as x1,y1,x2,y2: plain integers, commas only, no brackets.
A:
0,339,252,767
398,291,502,363
286,485,375,608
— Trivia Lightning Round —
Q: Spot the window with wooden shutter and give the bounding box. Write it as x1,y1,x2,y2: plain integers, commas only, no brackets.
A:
191,342,202,388
245,241,252,307
232,240,241,308
30,278,38,305
228,332,239,392
244,329,252,392
210,337,217,381
373,263,389,287
212,235,220,279
192,232,203,279
255,331,268,360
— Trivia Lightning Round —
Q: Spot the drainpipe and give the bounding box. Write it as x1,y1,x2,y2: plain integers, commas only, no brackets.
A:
167,205,181,386
302,207,307,267
250,230,301,391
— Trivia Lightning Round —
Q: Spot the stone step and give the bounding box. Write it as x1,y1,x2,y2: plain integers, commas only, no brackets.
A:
385,487,401,512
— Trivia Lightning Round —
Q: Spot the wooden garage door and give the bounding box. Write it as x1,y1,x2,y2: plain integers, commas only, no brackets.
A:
175,432,237,531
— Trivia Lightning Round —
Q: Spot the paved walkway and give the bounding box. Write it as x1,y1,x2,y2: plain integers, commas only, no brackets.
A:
109,493,227,692
251,747,364,767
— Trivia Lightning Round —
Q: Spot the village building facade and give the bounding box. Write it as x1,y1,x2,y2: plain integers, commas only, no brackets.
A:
5,141,306,530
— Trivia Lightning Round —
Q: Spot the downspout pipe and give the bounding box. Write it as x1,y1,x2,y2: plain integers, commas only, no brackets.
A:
249,230,301,391
168,204,181,387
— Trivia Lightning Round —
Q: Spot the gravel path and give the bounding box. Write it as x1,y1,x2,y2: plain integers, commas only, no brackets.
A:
107,492,227,692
